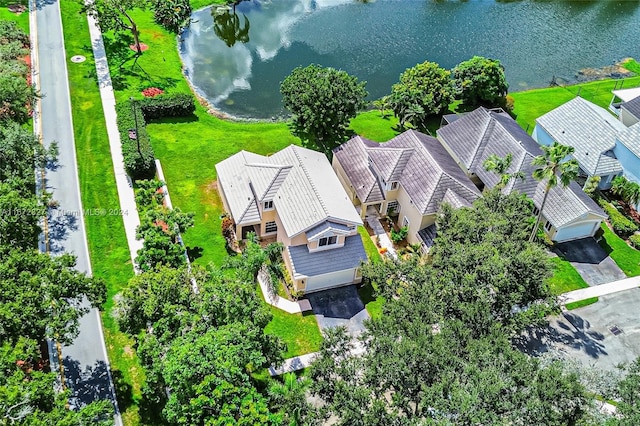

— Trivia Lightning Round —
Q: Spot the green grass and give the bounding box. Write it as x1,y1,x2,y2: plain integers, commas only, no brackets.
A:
622,58,640,74
599,224,640,277
547,256,590,295
350,110,400,142
510,75,640,133
357,283,384,320
259,285,322,358
0,1,29,33
60,1,144,424
358,226,380,263
565,297,599,311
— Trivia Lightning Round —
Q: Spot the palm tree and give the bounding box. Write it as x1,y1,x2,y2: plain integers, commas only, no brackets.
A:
529,142,579,242
482,153,524,190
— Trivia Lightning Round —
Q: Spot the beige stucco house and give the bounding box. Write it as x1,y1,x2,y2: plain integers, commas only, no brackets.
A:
216,145,366,294
333,130,481,250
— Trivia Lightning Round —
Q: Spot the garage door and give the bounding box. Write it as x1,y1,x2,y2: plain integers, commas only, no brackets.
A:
554,221,599,242
304,269,356,293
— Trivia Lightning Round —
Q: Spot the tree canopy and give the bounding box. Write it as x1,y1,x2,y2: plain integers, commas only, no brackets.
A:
0,249,106,345
115,265,285,424
280,64,368,155
388,61,454,131
84,0,148,54
453,56,509,107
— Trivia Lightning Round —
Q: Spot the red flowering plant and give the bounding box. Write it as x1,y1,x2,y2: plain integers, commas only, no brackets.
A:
141,87,164,97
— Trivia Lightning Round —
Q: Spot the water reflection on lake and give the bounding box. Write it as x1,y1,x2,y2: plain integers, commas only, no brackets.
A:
180,0,640,119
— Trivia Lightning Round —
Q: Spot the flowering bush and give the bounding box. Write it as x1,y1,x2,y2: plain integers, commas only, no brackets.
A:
141,87,164,98
379,247,388,254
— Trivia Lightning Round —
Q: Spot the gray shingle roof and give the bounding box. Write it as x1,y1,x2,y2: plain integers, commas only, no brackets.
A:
417,224,437,249
535,97,624,176
334,130,481,215
621,95,640,120
437,107,606,227
286,235,366,278
306,221,353,240
617,122,640,158
216,145,362,237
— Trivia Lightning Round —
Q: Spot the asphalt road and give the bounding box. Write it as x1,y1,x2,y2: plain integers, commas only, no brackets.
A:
33,0,121,422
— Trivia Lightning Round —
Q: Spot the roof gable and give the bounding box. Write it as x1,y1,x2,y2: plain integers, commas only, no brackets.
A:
621,95,640,120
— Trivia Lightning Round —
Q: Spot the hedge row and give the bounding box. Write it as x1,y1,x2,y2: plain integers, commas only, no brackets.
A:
599,199,638,238
116,100,156,180
630,234,640,250
115,94,196,180
138,93,196,121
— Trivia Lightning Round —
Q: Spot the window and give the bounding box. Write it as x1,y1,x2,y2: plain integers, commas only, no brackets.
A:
265,221,277,233
402,216,410,228
386,200,399,215
533,206,540,216
544,221,553,232
390,181,399,190
319,236,338,247
264,200,274,210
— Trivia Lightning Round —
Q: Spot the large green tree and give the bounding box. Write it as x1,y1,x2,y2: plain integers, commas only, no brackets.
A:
0,338,114,426
453,56,509,107
388,60,454,131
280,64,368,155
616,358,640,425
116,265,284,424
84,0,148,54
0,250,106,345
0,179,43,250
0,121,53,184
530,141,579,242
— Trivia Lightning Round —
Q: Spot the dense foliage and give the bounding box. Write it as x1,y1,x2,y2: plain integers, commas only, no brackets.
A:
304,191,592,424
152,0,191,33
599,199,638,237
281,64,368,155
138,93,196,120
115,100,156,179
115,265,285,424
0,21,34,124
611,175,640,206
453,56,509,107
388,61,454,131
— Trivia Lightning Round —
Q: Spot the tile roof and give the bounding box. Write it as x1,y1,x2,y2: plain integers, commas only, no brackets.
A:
621,95,640,121
306,221,353,240
286,235,367,278
215,145,362,237
535,97,624,176
334,130,481,215
437,107,606,228
417,224,437,249
617,122,640,159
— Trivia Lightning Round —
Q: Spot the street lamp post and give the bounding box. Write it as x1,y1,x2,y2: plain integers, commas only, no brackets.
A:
130,97,142,159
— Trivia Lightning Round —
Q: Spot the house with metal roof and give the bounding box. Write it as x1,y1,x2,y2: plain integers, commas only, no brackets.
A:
332,130,481,250
216,145,366,294
437,107,606,243
532,97,625,189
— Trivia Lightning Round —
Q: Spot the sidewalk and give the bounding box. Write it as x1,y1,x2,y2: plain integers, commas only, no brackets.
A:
84,2,142,267
257,266,312,313
560,276,640,304
365,215,397,259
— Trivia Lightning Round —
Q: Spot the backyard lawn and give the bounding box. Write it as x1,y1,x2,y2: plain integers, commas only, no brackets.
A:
599,224,640,277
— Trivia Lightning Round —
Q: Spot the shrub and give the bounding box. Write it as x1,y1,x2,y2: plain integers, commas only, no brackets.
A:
599,199,638,238
115,100,156,180
138,93,196,121
390,226,409,243
630,234,640,250
152,0,191,33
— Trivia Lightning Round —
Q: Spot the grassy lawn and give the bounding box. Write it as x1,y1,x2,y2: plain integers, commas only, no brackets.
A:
60,1,144,424
547,256,590,295
510,75,640,133
565,297,599,311
259,285,323,358
599,224,640,277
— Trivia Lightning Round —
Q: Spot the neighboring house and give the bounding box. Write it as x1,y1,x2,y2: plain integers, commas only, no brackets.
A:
216,145,366,294
532,97,625,189
610,86,640,125
332,130,481,250
615,123,640,210
437,107,607,243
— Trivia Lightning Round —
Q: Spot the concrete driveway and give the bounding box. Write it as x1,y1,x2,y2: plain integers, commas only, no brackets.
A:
519,288,640,371
554,237,626,286
306,285,369,336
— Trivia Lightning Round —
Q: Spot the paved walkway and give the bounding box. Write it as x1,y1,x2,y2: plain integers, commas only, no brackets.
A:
560,276,640,304
257,267,312,313
84,0,142,266
365,214,397,259
31,0,120,423
269,341,366,376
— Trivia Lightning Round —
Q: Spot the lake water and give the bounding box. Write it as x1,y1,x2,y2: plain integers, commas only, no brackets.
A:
180,0,640,119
